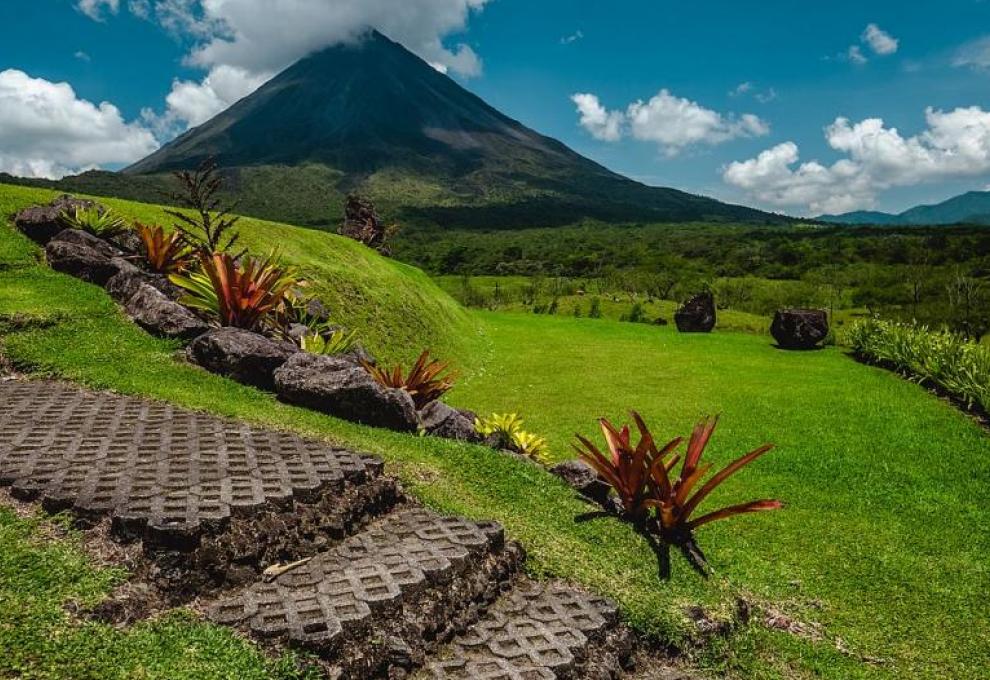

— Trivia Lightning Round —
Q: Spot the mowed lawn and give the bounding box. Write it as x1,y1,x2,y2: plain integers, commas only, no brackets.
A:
451,311,990,679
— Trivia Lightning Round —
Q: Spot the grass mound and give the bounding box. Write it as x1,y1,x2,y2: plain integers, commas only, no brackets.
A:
0,183,485,369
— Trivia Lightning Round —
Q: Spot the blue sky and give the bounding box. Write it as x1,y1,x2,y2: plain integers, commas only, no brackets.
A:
2,1,990,216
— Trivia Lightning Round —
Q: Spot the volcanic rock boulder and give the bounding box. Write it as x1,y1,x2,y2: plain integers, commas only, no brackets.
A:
771,308,829,349
550,459,611,506
187,328,296,389
274,353,419,432
13,195,100,244
45,240,122,286
126,284,210,341
419,401,481,442
674,292,716,333
50,228,119,258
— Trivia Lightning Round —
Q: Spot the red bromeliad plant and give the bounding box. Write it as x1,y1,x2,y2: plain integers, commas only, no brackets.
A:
135,223,194,274
362,350,457,409
574,412,782,558
170,251,298,330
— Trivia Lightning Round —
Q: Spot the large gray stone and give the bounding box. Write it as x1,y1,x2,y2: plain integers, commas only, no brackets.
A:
125,283,210,341
50,228,119,258
13,195,99,245
550,460,612,506
45,240,121,286
187,328,296,390
274,353,419,432
419,401,482,442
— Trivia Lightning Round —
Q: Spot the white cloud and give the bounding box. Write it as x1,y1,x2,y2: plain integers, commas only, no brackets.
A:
143,64,271,135
127,0,151,20
862,23,898,55
571,93,624,142
157,0,491,78
132,0,490,136
572,89,769,154
847,45,868,65
74,50,91,62
953,36,990,70
0,70,158,179
723,106,990,214
76,0,119,21
729,81,753,97
560,30,584,45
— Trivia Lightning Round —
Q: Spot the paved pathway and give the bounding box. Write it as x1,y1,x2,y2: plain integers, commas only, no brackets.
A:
0,379,693,679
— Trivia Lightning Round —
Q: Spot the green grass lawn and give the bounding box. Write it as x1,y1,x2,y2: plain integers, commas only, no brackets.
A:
1,184,989,679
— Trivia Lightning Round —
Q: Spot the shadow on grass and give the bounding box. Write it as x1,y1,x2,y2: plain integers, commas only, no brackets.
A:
576,507,710,582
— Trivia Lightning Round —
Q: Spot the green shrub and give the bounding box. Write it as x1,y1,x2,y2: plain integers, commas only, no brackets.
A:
299,328,359,355
845,317,990,412
59,206,126,238
588,297,602,318
474,413,550,462
620,302,645,323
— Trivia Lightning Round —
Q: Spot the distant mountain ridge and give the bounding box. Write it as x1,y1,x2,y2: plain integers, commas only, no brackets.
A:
818,191,990,226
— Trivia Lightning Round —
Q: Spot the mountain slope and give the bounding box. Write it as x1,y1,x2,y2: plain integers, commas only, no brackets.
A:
121,30,778,228
819,191,990,226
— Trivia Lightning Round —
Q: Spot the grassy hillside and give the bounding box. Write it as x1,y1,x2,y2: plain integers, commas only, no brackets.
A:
1,184,988,678
0,183,485,369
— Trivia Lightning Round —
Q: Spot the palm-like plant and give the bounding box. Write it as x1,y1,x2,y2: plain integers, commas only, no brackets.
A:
574,412,781,559
170,251,297,330
59,206,126,237
362,350,456,409
135,223,194,274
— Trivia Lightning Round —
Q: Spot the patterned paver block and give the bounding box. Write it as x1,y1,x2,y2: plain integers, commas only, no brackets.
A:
0,380,380,546
425,582,620,679
208,507,505,649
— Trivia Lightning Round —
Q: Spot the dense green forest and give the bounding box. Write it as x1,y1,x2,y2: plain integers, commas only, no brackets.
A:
396,222,990,338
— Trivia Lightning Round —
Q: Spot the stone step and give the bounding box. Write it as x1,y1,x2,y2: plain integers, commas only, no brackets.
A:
0,380,398,595
209,506,523,677
422,580,633,680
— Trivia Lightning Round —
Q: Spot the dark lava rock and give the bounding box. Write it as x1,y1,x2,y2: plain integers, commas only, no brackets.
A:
50,228,119,258
419,400,482,442
274,352,419,432
106,229,143,254
125,284,210,341
106,266,148,303
13,195,99,244
674,292,716,333
549,459,611,506
45,240,121,286
305,298,330,323
770,308,829,350
187,328,296,389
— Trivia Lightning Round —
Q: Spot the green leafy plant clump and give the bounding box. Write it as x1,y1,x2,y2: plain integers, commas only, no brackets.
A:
299,328,359,355
845,317,990,413
59,205,126,238
475,412,550,462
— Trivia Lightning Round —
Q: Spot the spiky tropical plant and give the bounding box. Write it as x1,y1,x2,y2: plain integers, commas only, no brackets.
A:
574,412,781,559
59,206,126,238
299,328,359,355
475,413,550,461
170,251,298,330
164,156,241,255
135,223,194,274
362,350,456,409
510,429,551,462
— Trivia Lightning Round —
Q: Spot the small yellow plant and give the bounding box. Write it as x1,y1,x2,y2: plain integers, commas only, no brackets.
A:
475,413,550,462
